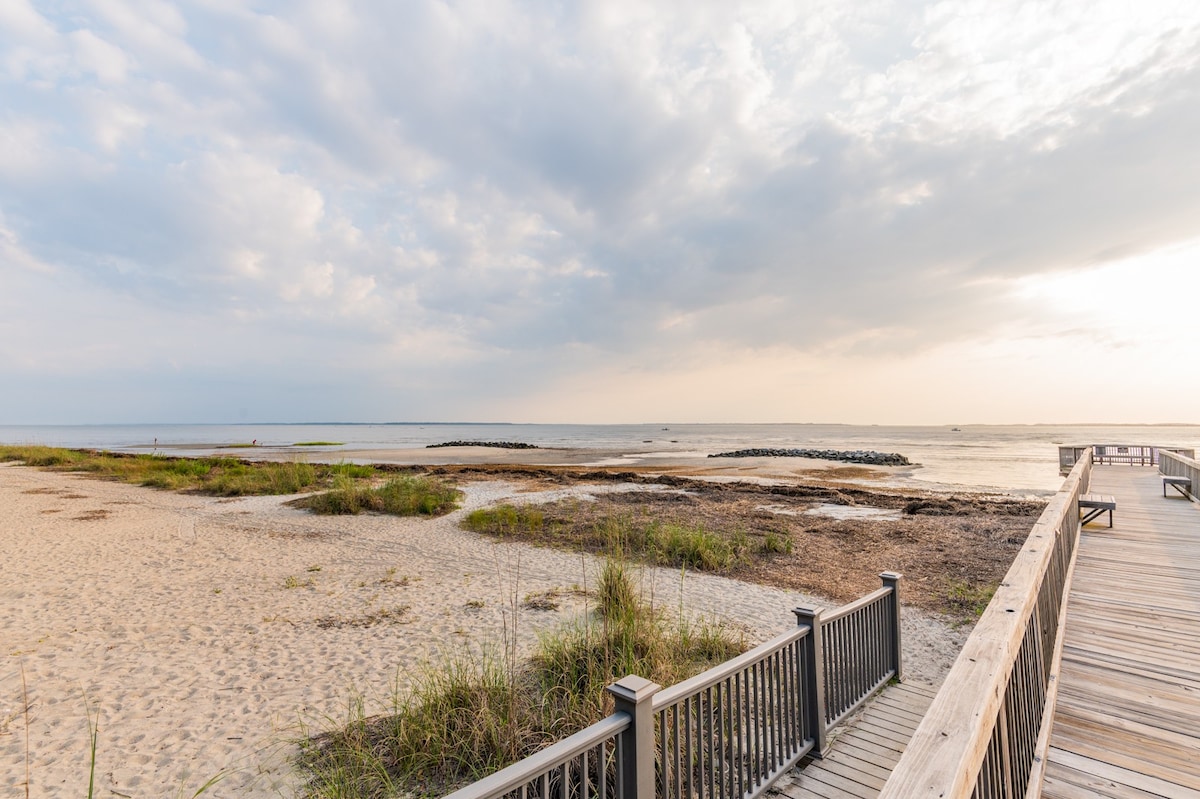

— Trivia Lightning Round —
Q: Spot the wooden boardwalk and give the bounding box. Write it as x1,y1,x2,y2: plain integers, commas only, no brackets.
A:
774,681,939,799
1042,466,1200,799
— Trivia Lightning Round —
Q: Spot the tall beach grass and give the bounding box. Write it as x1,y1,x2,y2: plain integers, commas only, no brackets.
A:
300,559,745,798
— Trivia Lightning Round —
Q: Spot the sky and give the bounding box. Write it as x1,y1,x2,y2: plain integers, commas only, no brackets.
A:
2,1,1199,425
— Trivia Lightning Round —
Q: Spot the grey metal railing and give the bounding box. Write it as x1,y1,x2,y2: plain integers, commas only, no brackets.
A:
880,449,1091,799
814,572,903,731
442,711,630,799
652,625,815,799
444,573,902,799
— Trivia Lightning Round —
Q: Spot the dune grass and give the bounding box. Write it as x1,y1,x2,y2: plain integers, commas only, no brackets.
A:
300,559,745,798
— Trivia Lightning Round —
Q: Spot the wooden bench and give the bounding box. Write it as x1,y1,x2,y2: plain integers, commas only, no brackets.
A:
1079,494,1116,527
1163,475,1193,498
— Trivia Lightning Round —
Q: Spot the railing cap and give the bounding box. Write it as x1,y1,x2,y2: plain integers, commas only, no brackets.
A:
793,606,824,624
607,674,660,703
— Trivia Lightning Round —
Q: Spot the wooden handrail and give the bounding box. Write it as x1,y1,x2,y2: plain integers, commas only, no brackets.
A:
1160,450,1199,501
879,450,1091,799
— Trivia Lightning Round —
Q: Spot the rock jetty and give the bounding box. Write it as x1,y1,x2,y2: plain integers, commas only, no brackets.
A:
708,448,910,466
426,440,539,450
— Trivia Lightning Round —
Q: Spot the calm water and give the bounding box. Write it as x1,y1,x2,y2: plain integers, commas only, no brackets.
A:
3,422,1198,496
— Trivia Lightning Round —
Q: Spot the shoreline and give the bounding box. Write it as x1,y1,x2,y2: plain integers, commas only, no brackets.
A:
125,442,945,494
3,458,973,796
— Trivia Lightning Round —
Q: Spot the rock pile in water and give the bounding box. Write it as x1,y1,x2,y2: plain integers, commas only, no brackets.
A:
708,448,910,466
427,441,539,450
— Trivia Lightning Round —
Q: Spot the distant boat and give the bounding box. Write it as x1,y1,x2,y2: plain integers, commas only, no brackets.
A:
951,427,962,432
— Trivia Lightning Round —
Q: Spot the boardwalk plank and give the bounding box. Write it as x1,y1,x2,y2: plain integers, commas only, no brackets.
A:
1047,748,1200,799
827,729,907,761
1043,466,1200,799
776,682,935,799
789,767,877,798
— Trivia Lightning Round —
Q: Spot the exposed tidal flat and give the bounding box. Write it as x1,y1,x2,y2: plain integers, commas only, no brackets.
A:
2,423,1198,796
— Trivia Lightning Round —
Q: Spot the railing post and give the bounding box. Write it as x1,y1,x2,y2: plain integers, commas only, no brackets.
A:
607,675,660,799
880,571,904,682
793,606,828,758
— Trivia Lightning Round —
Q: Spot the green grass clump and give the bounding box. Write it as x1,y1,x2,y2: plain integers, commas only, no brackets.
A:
759,531,794,555
294,441,345,447
601,518,747,571
330,462,377,479
462,509,753,573
300,559,745,798
462,504,547,535
300,476,461,517
946,579,995,617
645,521,741,570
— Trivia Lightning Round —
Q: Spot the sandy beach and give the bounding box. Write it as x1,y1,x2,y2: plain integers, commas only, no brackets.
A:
1,460,967,797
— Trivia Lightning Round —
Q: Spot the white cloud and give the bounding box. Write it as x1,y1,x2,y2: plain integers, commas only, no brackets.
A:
1,0,1198,423
70,28,133,82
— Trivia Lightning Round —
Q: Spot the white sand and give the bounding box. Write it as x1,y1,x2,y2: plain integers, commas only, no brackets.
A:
1,463,964,797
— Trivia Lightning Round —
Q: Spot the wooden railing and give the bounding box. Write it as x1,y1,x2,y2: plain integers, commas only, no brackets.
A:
1059,444,1194,472
1160,449,1199,500
443,574,902,799
879,450,1092,799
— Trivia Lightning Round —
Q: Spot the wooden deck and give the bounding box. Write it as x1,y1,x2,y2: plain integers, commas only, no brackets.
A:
1042,466,1200,799
774,681,939,799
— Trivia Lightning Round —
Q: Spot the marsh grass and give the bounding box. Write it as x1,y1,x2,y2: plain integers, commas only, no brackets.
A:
300,559,744,798
465,508,748,571
0,446,393,501
295,441,345,447
465,502,805,576
296,475,461,517
760,531,794,555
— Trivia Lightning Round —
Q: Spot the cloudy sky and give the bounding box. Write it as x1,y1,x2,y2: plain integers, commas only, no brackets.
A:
2,0,1198,425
